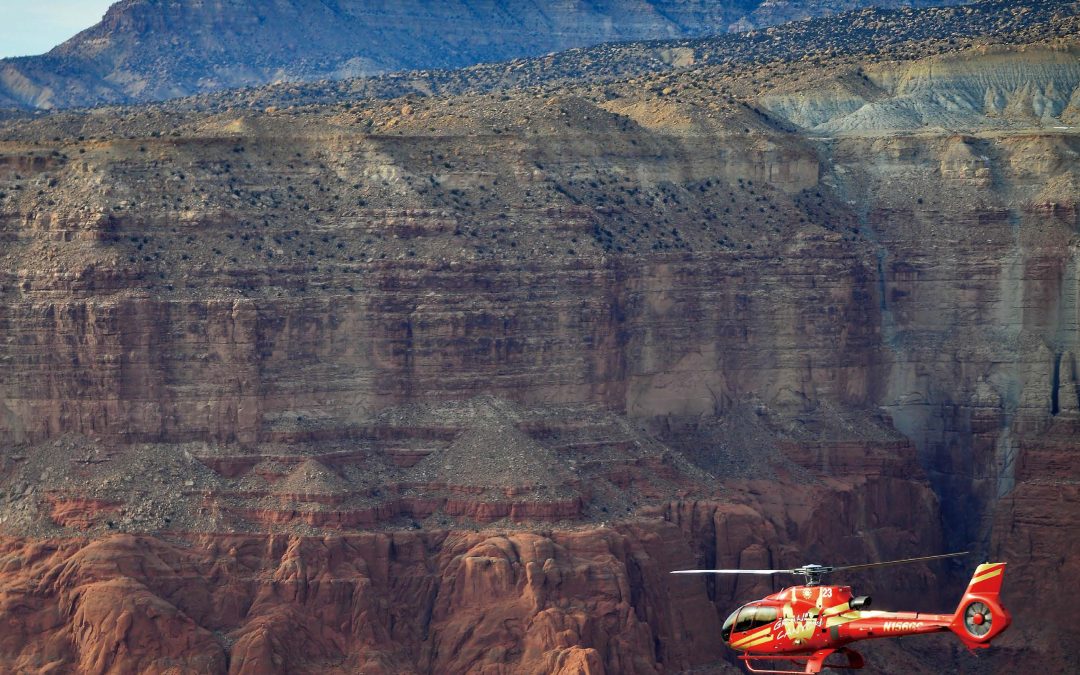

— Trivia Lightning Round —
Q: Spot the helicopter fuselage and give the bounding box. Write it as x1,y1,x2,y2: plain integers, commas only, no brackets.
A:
723,584,952,655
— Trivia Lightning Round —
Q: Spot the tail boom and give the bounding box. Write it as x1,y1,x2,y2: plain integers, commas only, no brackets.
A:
833,610,953,642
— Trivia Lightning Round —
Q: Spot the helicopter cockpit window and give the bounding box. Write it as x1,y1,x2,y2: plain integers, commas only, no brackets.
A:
754,606,778,626
730,606,779,636
733,607,756,634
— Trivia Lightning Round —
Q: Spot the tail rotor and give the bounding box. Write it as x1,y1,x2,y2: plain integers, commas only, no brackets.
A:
962,600,993,637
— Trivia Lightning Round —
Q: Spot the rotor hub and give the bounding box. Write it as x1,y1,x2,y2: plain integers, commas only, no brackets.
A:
794,564,834,586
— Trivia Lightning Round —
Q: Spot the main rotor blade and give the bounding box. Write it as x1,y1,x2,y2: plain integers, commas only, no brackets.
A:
831,551,969,573
671,569,793,575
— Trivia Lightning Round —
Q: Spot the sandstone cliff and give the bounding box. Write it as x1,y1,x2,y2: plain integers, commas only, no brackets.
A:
0,6,1078,675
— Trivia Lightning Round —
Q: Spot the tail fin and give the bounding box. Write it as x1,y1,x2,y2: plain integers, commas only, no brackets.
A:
949,563,1011,648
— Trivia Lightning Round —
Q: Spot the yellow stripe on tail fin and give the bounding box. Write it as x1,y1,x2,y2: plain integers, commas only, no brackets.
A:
967,562,1006,596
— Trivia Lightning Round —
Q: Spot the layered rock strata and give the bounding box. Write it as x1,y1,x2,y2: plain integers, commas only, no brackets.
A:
0,34,1078,674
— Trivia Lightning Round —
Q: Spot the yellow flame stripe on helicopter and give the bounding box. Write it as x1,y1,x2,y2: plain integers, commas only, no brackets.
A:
732,625,774,647
741,633,776,649
820,602,852,618
825,612,862,628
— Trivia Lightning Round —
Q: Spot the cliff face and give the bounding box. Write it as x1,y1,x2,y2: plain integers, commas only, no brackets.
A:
0,27,1078,675
0,0,962,110
0,100,846,446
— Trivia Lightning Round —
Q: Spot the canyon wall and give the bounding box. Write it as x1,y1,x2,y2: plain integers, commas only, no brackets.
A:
0,42,1078,672
0,110,857,446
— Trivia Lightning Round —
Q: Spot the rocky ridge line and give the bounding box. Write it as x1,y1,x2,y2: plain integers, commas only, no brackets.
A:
0,0,965,110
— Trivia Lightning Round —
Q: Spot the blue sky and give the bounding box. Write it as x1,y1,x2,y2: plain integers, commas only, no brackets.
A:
0,0,116,58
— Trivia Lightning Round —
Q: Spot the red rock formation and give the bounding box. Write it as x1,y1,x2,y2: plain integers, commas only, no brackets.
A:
0,481,947,674
0,432,966,674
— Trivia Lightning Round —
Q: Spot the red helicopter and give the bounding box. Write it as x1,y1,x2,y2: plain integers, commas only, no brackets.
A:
672,552,1010,673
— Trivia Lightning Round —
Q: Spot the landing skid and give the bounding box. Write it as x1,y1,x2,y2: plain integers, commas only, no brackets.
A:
740,648,865,674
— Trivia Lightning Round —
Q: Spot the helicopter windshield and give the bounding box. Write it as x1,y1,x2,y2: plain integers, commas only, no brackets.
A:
722,605,779,642
721,608,739,642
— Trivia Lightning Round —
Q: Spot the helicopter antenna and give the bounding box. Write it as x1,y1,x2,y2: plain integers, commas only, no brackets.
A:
671,551,968,586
